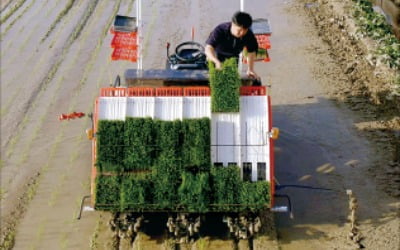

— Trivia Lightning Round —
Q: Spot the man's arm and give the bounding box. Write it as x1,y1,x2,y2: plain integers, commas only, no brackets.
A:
246,51,259,79
205,44,222,69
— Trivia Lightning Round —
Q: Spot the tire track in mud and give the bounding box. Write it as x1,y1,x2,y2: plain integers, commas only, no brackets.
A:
8,2,122,249
0,0,27,25
1,0,110,200
196,0,212,41
118,0,133,15
0,0,57,57
1,0,89,92
3,0,75,193
0,0,14,14
0,0,74,80
2,4,90,201
0,0,80,75
65,0,99,46
0,0,69,115
67,58,122,248
0,173,40,250
40,0,77,43
0,0,53,115
140,0,162,69
65,59,120,247
45,0,81,49
141,0,188,69
0,0,35,37
39,0,139,244
127,0,136,15
2,0,100,154
0,0,110,247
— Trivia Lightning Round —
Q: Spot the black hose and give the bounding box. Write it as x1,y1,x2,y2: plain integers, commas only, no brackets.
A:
274,194,294,218
77,195,91,220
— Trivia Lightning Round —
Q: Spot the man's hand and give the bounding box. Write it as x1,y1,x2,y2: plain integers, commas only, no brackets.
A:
246,52,259,79
215,61,222,70
205,44,222,70
246,69,259,79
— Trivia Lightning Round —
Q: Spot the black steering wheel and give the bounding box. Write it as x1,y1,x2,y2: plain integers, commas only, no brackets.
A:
174,41,205,63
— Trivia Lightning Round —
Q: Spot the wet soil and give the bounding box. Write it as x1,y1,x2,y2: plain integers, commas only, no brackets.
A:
301,0,400,200
0,0,399,249
268,0,399,249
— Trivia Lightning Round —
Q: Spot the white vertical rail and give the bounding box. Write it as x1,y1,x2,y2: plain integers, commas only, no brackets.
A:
238,0,244,73
136,0,139,28
136,0,143,71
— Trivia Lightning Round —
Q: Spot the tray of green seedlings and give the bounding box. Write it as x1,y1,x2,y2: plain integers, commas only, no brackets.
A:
94,118,270,212
209,58,241,113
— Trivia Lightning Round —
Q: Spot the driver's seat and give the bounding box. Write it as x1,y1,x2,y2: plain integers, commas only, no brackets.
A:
179,49,204,61
167,42,207,70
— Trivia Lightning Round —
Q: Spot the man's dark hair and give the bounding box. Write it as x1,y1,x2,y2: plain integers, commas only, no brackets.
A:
231,11,252,29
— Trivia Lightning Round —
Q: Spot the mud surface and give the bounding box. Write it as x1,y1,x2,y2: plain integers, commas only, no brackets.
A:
269,0,399,249
0,0,399,249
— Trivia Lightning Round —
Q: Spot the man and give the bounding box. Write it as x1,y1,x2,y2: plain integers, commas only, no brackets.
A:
205,11,259,79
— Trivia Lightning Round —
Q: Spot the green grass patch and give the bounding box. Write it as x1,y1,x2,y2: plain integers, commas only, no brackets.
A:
352,0,400,70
